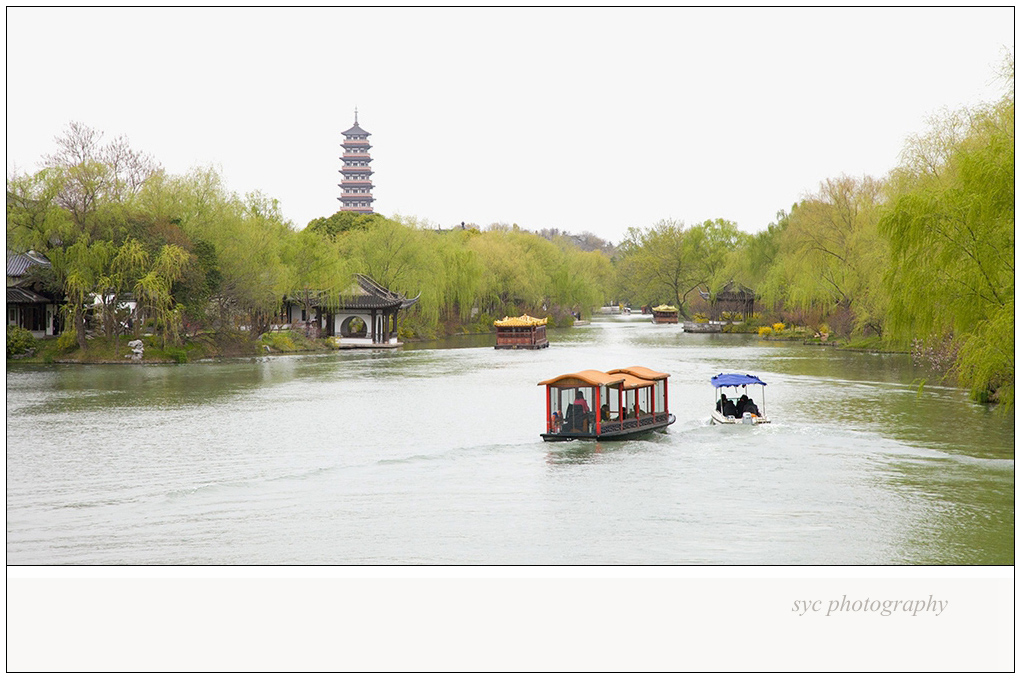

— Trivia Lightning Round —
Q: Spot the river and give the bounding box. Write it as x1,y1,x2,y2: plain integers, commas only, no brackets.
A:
5,315,1014,565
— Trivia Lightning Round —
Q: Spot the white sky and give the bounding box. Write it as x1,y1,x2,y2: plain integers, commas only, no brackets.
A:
5,6,1014,244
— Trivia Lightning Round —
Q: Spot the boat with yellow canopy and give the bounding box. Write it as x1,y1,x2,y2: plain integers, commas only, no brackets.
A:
538,366,676,441
494,314,549,349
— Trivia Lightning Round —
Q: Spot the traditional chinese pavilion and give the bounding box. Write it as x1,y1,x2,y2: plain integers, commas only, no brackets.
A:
338,109,374,214
651,304,679,324
494,314,549,349
279,274,418,347
699,282,757,320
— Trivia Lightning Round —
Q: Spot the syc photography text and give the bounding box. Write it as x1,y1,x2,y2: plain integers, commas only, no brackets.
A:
792,595,948,617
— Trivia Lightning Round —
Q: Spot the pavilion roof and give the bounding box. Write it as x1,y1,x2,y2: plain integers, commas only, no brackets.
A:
338,274,418,310
7,287,51,304
7,250,51,278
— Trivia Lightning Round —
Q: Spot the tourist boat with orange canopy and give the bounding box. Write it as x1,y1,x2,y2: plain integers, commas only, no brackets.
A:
538,366,676,441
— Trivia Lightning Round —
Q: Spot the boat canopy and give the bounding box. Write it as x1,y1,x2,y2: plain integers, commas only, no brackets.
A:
652,304,678,312
612,374,655,390
538,370,626,388
494,314,548,327
711,373,767,388
609,366,670,381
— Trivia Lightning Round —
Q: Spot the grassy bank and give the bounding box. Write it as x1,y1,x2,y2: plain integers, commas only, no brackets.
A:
7,330,342,365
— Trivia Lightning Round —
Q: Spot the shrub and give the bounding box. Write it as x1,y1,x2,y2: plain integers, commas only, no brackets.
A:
772,322,786,334
757,326,773,337
56,329,78,353
6,325,38,357
260,331,299,352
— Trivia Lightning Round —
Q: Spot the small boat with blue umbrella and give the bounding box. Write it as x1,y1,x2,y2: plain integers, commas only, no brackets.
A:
711,373,770,425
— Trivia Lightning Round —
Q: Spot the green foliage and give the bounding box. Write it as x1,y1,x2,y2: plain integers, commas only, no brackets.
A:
6,325,38,357
880,67,1013,406
306,210,380,237
957,297,1014,407
167,348,188,364
261,332,294,352
613,218,747,317
764,175,887,333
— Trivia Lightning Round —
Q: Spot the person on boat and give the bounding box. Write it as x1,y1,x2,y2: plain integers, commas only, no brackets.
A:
573,390,590,413
743,396,760,416
599,403,611,421
717,395,737,417
733,395,759,417
736,395,748,414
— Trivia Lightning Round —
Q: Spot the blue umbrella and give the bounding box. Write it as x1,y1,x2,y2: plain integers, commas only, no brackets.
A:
710,373,767,388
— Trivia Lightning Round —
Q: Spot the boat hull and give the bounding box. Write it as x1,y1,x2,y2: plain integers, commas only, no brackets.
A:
710,410,770,425
541,414,676,441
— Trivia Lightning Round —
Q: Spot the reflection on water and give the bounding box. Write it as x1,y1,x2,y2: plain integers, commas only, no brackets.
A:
5,315,1014,565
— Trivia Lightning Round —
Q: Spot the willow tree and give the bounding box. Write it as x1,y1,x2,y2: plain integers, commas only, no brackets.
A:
554,245,613,317
762,175,888,335
880,65,1014,405
6,168,77,252
435,230,483,323
48,237,108,349
730,210,788,301
468,228,551,314
134,244,191,346
283,228,352,337
682,218,752,317
614,219,700,315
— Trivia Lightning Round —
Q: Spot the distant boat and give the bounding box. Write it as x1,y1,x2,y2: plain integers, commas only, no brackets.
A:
539,366,676,441
651,305,679,324
710,373,771,425
494,315,549,349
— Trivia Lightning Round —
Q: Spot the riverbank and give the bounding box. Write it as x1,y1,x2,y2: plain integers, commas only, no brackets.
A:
7,330,331,365
7,320,912,366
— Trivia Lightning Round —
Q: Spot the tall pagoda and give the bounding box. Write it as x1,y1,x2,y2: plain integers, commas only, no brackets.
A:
338,109,375,213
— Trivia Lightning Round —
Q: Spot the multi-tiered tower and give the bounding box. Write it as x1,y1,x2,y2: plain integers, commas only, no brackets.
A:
338,110,375,213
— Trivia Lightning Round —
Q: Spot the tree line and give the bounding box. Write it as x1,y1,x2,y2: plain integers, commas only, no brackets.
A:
613,59,1012,407
6,124,613,352
7,60,1011,405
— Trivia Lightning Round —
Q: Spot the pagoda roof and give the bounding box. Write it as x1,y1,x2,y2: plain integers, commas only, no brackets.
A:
342,123,371,137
